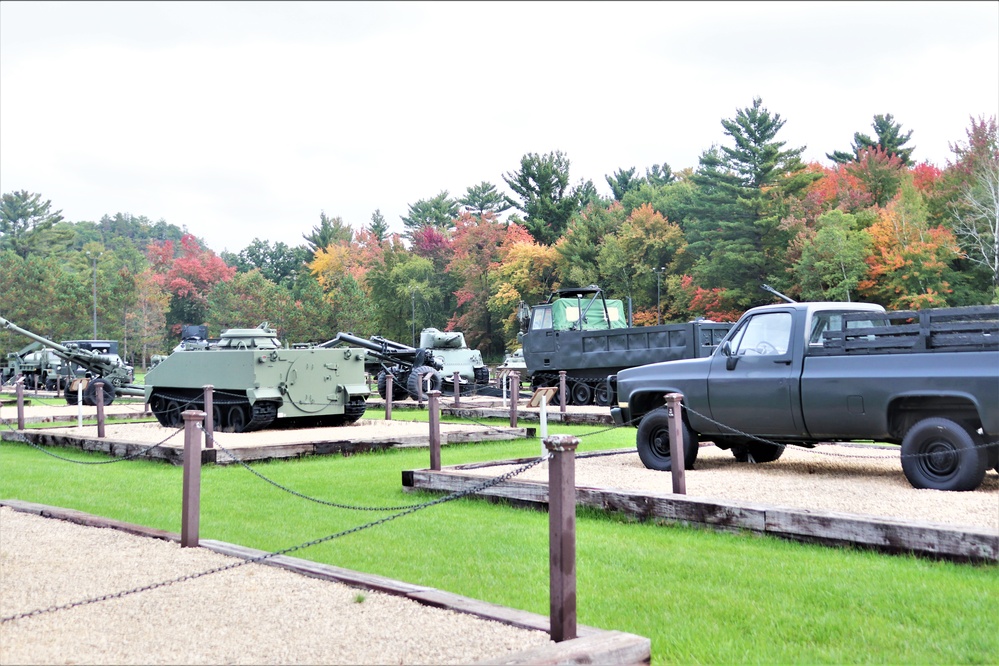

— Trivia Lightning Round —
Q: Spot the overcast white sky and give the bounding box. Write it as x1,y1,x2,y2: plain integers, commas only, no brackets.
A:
2,1,997,255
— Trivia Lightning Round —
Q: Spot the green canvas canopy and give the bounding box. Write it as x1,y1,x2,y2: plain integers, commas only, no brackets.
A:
550,297,628,331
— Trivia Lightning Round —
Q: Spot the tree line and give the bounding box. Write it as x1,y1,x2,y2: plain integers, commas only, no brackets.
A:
2,98,997,368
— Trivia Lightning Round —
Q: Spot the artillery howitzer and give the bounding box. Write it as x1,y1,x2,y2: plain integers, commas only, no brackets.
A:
0,316,143,406
319,331,445,401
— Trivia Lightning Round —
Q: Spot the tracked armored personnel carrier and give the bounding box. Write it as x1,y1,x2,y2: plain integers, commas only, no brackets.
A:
143,323,370,432
517,286,733,406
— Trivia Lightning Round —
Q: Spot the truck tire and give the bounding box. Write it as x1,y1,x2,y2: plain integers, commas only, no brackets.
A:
636,407,699,471
474,366,489,387
406,365,442,400
377,371,408,401
900,417,988,491
83,378,116,406
732,441,786,464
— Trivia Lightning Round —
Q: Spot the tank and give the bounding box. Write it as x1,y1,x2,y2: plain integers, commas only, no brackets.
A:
143,323,370,432
419,327,489,389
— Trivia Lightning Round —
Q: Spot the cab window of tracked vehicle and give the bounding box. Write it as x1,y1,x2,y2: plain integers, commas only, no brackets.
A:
531,307,553,330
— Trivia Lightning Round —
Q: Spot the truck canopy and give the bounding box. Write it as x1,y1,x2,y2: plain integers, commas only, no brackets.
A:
542,297,628,331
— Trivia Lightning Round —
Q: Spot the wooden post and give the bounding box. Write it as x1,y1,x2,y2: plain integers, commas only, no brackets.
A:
181,409,206,548
95,382,105,438
509,371,519,428
203,385,214,449
665,393,686,495
384,374,393,421
452,371,461,406
559,371,567,414
428,389,441,471
545,434,579,642
15,378,25,430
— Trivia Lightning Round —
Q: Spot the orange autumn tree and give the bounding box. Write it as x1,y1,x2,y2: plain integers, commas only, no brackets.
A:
146,233,236,331
490,237,561,347
859,180,962,310
307,230,375,335
447,212,534,356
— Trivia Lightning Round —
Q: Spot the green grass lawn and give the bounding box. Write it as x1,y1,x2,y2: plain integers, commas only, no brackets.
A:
1,420,996,664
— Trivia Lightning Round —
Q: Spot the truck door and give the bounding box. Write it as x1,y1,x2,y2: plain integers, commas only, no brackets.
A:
706,310,802,436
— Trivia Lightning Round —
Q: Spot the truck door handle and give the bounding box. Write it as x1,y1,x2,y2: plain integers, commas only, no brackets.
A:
773,359,791,365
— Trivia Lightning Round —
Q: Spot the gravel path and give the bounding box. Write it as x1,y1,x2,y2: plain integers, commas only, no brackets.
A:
0,507,551,665
472,443,999,532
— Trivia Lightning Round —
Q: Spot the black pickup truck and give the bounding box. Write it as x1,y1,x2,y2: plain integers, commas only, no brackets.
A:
609,302,999,491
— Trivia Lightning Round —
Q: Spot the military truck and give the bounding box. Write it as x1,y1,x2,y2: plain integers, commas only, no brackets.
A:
517,285,733,406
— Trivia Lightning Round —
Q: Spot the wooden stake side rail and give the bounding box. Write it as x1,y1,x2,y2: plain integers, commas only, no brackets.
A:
0,500,651,665
402,468,998,562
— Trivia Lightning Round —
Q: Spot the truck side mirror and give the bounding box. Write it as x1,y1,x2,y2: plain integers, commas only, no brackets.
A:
722,340,738,371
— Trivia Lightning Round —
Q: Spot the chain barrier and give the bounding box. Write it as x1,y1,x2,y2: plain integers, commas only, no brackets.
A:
208,428,433,512
0,452,549,624
0,419,182,464
678,402,999,461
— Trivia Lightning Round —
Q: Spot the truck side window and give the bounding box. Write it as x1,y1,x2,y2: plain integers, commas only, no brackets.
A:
729,312,792,355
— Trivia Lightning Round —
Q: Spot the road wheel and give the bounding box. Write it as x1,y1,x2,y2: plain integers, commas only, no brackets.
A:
901,417,988,491
636,406,698,471
732,441,786,463
594,380,611,407
226,404,248,433
570,381,593,406
406,365,442,400
162,400,182,428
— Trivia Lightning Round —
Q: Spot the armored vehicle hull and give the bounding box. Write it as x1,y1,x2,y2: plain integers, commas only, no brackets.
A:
143,323,370,432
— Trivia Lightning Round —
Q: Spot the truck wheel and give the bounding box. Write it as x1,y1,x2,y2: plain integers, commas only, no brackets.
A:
732,441,786,463
83,378,116,406
900,417,988,491
406,365,442,400
636,407,698,471
474,366,489,387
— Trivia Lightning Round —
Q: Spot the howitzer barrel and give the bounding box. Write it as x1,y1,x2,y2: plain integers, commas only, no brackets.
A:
1,316,125,376
0,316,74,356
